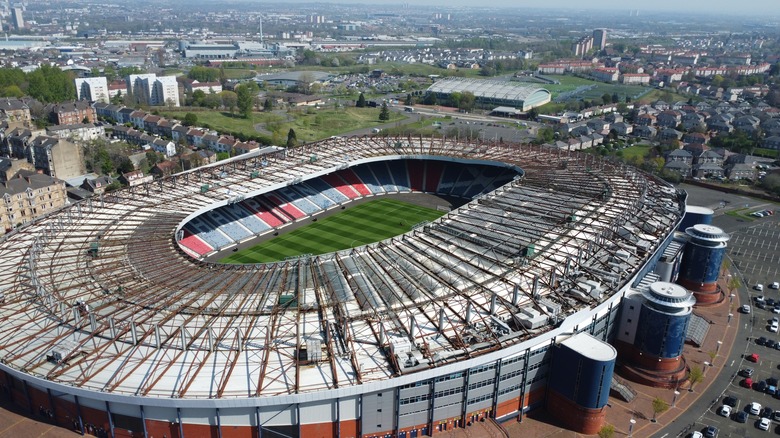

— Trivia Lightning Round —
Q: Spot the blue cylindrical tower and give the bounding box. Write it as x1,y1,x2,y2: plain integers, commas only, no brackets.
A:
547,332,616,434
678,205,714,231
678,224,730,303
635,282,695,359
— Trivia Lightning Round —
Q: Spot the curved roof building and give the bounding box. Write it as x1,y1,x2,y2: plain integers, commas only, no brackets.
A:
0,136,684,438
426,78,551,111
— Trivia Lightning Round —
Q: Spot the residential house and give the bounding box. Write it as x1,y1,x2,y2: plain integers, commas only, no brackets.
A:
118,108,135,124
0,98,32,128
604,113,623,124
636,114,656,126
118,170,153,187
46,101,96,125
682,132,708,145
0,157,34,183
764,136,780,150
656,111,682,128
172,125,189,143
666,148,693,165
0,170,68,233
725,163,756,180
663,160,691,178
201,134,221,151
233,141,260,155
151,139,177,157
658,128,683,143
185,79,223,95
611,122,633,136
586,119,609,133
80,175,113,196
46,124,106,142
130,111,147,130
29,136,85,180
633,125,657,139
150,161,177,179
143,115,162,134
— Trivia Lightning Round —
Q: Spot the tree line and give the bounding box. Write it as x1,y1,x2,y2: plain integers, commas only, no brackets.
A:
0,65,76,103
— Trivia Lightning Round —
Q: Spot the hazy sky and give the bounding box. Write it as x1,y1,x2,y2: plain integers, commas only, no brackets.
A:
283,0,779,14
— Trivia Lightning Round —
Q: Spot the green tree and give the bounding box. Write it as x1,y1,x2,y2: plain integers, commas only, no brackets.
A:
688,366,704,392
459,91,476,112
236,84,254,119
202,93,221,109
651,397,669,422
404,94,413,106
220,91,238,113
183,113,198,126
145,150,160,167
379,102,390,121
263,98,274,111
356,92,367,108
611,92,620,103
598,424,615,438
188,66,220,83
537,127,555,144
602,93,612,105
192,89,206,106
1,85,23,98
286,128,297,147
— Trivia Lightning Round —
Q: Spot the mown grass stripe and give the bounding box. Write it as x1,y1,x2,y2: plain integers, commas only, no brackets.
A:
221,199,444,263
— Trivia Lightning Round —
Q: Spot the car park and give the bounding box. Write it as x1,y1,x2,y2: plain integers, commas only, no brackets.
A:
718,405,732,417
736,411,749,423
758,417,771,430
750,402,763,415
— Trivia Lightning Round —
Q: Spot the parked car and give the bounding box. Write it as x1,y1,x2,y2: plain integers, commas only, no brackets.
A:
750,402,763,415
742,368,755,377
761,406,774,418
757,336,768,346
748,353,760,362
724,395,739,407
736,411,749,423
771,281,779,289
768,298,777,307
767,339,777,349
718,405,732,417
756,283,764,291
756,380,768,392
770,321,778,333
742,304,752,313
703,425,718,438
758,417,771,430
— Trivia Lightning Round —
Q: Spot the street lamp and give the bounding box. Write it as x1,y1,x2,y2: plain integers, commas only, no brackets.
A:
628,418,636,438
729,293,735,303
728,313,733,324
703,361,710,375
672,390,680,407
716,340,723,354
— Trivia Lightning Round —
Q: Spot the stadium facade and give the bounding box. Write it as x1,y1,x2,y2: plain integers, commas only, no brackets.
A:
426,79,551,111
0,136,694,438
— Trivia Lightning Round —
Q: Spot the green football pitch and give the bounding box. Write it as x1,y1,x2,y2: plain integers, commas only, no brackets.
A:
220,198,445,264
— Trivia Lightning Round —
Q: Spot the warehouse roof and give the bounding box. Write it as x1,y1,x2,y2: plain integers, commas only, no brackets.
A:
427,78,550,102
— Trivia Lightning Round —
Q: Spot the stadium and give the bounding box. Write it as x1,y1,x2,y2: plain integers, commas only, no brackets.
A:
0,136,688,438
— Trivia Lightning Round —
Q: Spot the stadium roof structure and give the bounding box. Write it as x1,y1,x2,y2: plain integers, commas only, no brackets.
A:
427,78,551,111
0,136,683,404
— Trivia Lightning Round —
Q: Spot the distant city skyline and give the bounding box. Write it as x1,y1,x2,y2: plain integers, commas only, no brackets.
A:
276,0,778,14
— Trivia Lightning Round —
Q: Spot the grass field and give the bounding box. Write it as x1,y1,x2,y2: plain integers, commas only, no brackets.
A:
542,75,647,102
162,107,405,142
620,144,654,160
220,198,445,263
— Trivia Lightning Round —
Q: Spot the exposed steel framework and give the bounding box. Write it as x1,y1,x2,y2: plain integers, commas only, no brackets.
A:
0,136,682,403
